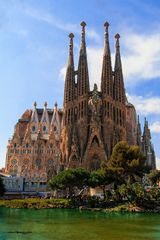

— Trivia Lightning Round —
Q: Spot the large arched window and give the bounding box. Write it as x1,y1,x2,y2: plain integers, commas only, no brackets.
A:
48,159,54,167
35,159,41,167
91,136,100,147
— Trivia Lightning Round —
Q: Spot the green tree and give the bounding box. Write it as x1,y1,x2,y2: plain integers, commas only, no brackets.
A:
49,168,90,197
118,184,129,201
0,177,5,196
89,168,116,199
72,168,90,189
109,142,146,184
129,182,144,203
148,170,160,186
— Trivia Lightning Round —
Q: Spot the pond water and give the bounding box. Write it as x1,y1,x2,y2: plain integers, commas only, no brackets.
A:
0,207,160,240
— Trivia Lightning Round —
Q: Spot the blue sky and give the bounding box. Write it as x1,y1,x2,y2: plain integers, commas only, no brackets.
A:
0,0,160,168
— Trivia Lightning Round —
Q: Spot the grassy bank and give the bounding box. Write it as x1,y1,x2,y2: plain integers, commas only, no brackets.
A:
0,198,72,209
0,198,160,213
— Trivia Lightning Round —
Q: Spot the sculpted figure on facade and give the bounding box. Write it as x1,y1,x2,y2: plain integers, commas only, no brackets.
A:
88,84,102,125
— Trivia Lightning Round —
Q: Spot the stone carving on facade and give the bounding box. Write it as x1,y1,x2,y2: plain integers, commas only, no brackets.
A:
88,84,102,125
69,127,80,167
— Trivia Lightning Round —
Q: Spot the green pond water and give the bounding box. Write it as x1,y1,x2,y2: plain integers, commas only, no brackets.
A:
0,207,160,240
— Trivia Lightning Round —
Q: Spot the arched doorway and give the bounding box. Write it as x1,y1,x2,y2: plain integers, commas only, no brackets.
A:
90,155,100,171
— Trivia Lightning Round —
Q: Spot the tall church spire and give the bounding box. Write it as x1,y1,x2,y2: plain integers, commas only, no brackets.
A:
113,33,125,104
101,21,112,96
143,117,150,141
137,115,142,148
77,21,90,96
142,117,156,169
64,33,75,105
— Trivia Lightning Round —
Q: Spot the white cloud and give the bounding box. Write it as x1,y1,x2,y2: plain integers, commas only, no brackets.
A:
150,122,160,133
57,22,160,89
127,94,160,115
86,32,160,86
121,32,160,84
59,66,66,81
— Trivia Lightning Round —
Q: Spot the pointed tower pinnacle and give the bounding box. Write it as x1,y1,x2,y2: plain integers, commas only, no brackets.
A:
44,101,47,108
77,21,90,96
104,21,110,54
115,33,120,49
64,33,75,105
137,115,142,148
80,21,86,53
101,21,112,96
34,101,37,108
143,117,151,142
115,33,121,68
54,101,58,109
68,33,74,66
30,101,39,136
114,33,125,104
144,117,148,128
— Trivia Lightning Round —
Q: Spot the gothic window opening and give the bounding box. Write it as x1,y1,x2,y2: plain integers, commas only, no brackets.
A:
74,107,78,121
107,102,110,117
71,155,78,162
113,107,116,123
81,101,84,118
90,155,100,171
48,159,54,167
71,108,73,123
11,159,17,165
35,159,41,167
120,110,122,126
105,101,107,116
116,108,119,124
68,109,70,124
70,155,78,168
110,104,113,119
65,110,67,125
75,74,77,84
43,126,46,132
91,136,100,147
32,126,36,132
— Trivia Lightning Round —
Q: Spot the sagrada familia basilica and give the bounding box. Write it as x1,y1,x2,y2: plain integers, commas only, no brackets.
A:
5,22,156,191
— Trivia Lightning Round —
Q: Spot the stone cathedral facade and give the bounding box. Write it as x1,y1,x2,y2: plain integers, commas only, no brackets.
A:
5,22,156,190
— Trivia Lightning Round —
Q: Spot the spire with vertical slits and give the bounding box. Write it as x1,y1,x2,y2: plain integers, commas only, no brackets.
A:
101,21,112,96
31,101,39,124
41,101,50,134
64,33,75,105
77,21,90,96
114,33,125,104
137,115,142,147
143,117,150,141
51,102,61,141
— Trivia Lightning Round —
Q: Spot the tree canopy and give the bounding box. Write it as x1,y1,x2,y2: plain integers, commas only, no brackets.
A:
148,170,160,186
49,168,90,196
109,141,146,183
89,168,116,199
